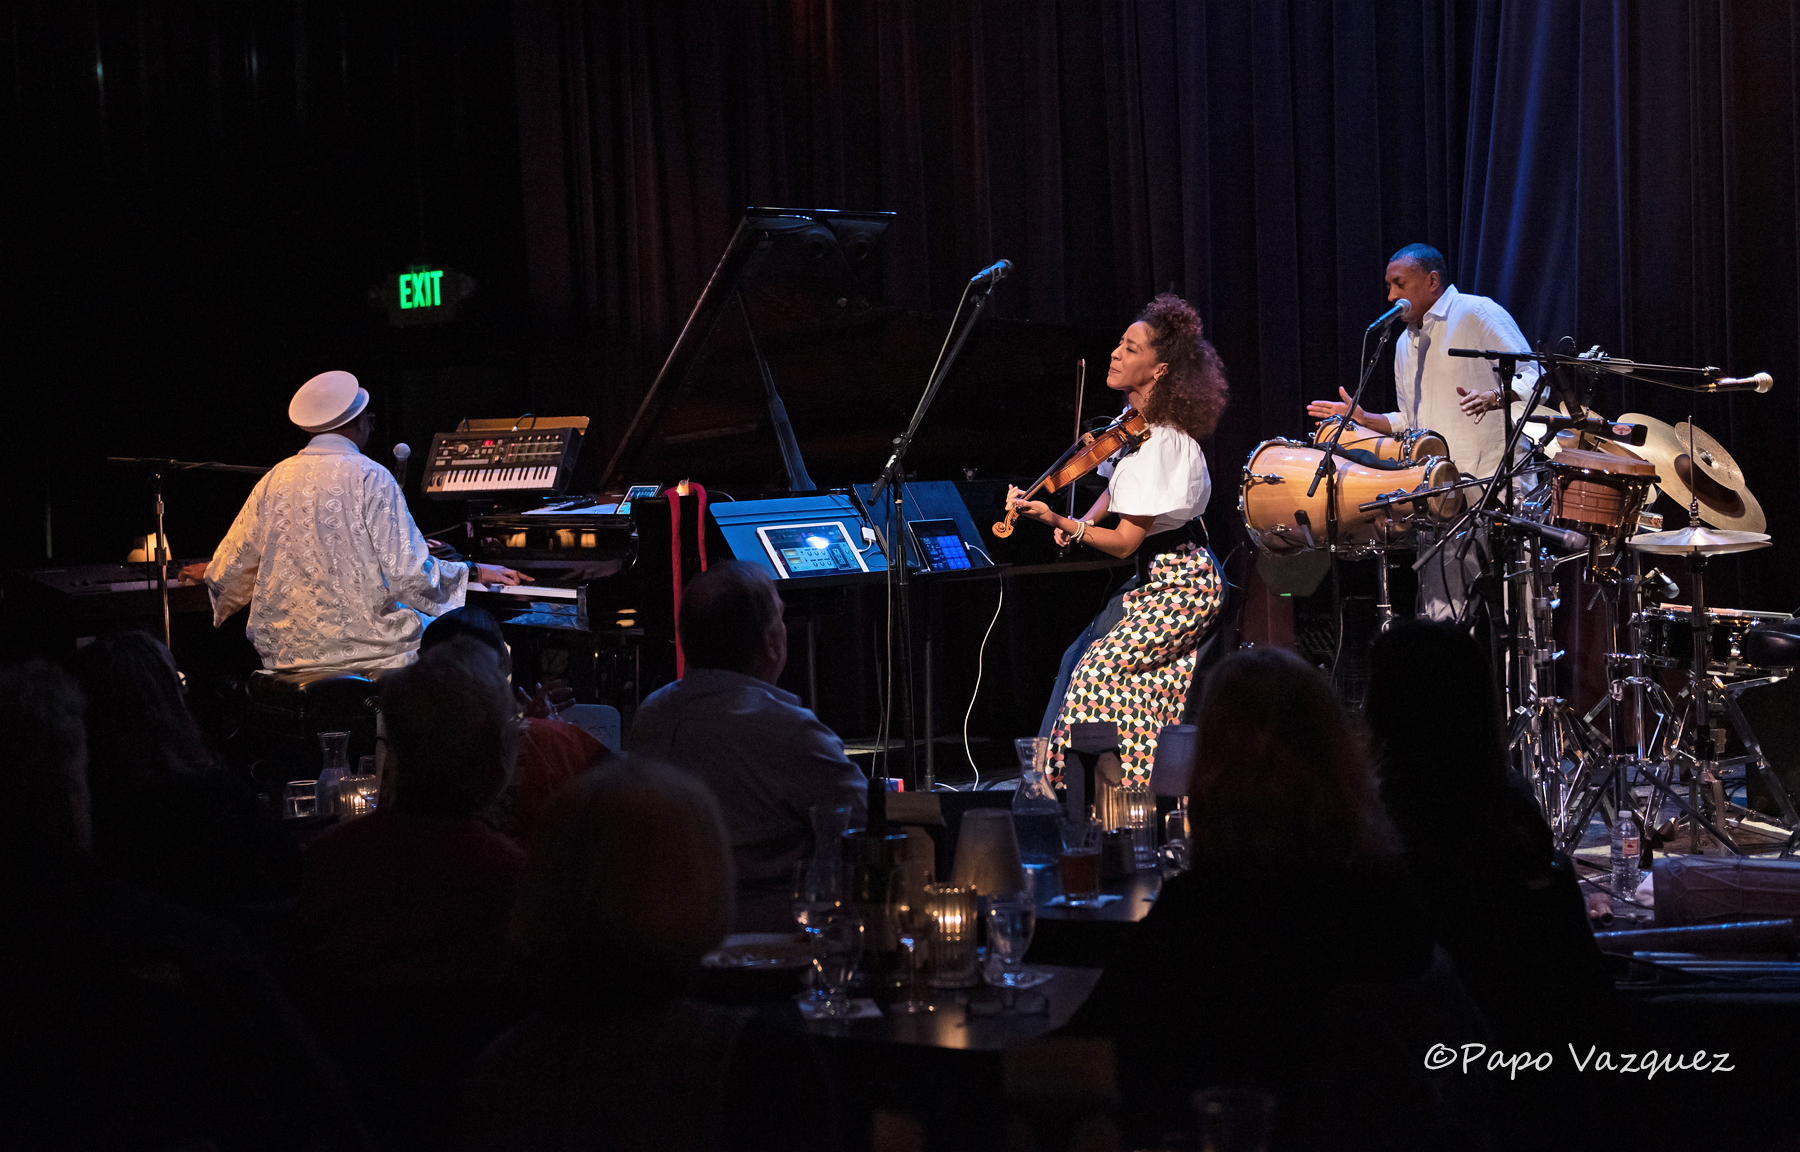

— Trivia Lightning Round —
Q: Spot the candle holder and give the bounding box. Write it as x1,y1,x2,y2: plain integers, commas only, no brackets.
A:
1122,785,1156,870
924,882,978,989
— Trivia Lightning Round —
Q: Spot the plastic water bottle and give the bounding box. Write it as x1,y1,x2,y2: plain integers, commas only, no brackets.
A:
1611,808,1642,899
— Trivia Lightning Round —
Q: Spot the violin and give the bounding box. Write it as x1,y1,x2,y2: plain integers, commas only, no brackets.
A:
992,408,1150,538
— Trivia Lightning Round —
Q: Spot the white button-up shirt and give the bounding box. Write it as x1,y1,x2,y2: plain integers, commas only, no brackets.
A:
1384,283,1540,481
205,433,469,673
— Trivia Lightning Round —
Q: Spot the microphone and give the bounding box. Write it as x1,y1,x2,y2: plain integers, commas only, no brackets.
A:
969,259,1013,287
1484,510,1589,553
1703,372,1774,394
1537,414,1649,447
1367,299,1410,332
1642,567,1682,603
392,443,411,488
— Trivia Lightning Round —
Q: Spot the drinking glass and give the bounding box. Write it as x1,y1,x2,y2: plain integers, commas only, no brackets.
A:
1058,817,1102,906
792,861,842,1002
887,871,933,1014
811,903,865,1019
338,774,379,818
1160,799,1191,872
282,780,317,820
982,894,1050,1005
1193,1085,1277,1152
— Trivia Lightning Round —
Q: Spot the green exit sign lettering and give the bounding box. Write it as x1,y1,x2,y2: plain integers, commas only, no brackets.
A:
375,265,474,327
398,269,444,309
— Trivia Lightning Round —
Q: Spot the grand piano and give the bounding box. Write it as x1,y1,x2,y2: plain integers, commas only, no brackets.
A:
465,207,1134,782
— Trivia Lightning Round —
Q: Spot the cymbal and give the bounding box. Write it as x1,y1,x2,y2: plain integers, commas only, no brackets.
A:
1628,524,1771,556
1618,412,1766,532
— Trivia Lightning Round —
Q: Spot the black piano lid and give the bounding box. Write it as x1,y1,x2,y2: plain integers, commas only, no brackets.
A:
598,207,897,494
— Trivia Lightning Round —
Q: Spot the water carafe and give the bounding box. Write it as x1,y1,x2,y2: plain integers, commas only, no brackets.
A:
317,731,351,818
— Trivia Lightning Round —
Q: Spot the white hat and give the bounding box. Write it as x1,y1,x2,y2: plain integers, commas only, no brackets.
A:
289,370,370,433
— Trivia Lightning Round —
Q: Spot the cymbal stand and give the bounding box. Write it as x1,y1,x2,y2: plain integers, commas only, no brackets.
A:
1554,546,1695,857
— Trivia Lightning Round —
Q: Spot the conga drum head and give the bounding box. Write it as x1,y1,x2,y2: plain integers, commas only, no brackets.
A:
1405,429,1449,463
1423,458,1466,520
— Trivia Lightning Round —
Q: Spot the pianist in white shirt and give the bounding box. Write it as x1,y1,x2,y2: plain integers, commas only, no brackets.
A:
627,560,868,933
196,371,529,675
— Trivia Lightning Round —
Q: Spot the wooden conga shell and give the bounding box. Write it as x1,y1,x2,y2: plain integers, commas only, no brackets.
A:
1311,418,1449,465
1549,447,1658,533
1241,439,1463,557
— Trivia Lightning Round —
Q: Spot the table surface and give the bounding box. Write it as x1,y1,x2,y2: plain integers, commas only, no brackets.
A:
794,964,1101,1051
1035,869,1161,923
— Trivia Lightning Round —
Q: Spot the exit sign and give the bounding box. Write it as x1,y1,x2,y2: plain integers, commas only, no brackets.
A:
375,265,474,326
399,269,444,309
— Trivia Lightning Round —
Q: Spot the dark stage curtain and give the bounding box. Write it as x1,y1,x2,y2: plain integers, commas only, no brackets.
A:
517,0,1800,610
512,0,1477,520
1459,0,1800,609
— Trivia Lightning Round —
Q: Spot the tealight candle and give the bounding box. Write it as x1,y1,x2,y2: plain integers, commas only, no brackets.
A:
925,882,978,989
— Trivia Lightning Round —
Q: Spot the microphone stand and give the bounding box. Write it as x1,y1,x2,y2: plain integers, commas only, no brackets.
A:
869,273,1002,808
1307,317,1400,498
106,457,271,654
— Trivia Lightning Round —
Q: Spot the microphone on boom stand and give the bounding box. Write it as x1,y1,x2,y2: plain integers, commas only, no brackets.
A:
1366,298,1410,332
1309,300,1410,498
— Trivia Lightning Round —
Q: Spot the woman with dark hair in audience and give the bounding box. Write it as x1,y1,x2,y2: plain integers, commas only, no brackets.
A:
67,630,299,922
1064,647,1488,1150
464,757,834,1152
295,639,529,1150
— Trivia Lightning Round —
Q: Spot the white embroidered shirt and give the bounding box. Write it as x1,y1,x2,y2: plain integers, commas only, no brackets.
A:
204,433,469,673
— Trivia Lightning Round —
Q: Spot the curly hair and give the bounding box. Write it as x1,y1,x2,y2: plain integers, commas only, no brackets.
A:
1135,293,1229,441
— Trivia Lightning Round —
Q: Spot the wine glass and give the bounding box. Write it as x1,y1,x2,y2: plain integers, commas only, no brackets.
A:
811,903,865,1019
982,893,1050,1010
887,871,933,1015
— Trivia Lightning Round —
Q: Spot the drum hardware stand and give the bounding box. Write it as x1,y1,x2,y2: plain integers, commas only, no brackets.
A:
1497,531,1611,847
1372,520,1396,633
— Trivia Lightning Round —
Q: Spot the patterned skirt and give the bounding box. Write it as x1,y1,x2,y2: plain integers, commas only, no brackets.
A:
1048,543,1223,783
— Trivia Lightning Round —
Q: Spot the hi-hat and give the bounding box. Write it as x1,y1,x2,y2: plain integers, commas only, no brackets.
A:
1619,412,1765,533
1628,524,1771,556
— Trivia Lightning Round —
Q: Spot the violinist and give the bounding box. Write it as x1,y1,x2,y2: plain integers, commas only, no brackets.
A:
1005,294,1229,781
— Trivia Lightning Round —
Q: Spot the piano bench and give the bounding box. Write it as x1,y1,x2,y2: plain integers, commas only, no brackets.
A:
243,669,380,747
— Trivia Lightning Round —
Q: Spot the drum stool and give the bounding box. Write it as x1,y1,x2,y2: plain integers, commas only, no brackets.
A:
1742,618,1800,670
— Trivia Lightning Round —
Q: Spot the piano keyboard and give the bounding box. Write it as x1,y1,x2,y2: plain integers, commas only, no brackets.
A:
426,465,561,494
422,425,584,501
478,584,579,600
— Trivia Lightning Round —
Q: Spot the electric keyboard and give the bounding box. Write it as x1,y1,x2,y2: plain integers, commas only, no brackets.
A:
422,420,586,500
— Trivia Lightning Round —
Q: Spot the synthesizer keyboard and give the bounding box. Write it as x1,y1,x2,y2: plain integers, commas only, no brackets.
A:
422,420,586,500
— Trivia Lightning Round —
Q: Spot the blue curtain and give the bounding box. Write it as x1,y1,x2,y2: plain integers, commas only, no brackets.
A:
1455,0,1800,608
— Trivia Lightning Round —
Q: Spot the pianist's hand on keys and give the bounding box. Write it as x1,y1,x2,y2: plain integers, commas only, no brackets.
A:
472,563,532,587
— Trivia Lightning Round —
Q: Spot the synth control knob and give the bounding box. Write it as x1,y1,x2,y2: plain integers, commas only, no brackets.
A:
454,443,471,456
